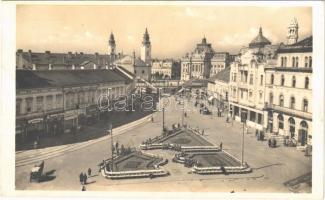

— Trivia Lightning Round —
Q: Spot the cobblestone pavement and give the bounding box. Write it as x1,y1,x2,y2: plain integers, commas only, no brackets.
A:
15,96,311,193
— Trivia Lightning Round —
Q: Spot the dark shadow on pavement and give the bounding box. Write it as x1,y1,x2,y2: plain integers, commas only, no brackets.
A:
253,163,284,170
39,175,56,183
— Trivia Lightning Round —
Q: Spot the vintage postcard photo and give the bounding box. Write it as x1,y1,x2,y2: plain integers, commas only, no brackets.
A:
0,1,324,199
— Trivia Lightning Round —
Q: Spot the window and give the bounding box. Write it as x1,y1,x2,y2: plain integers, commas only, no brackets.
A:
295,57,299,67
259,91,263,100
281,75,285,86
16,99,21,115
233,73,237,82
36,96,43,112
304,57,308,68
290,96,295,109
135,70,137,74
249,74,253,85
305,77,309,89
309,56,312,68
270,74,274,85
240,90,243,99
281,57,284,67
26,98,33,113
278,114,284,129
249,91,253,98
260,75,263,85
142,70,145,74
292,57,295,67
269,93,273,105
284,57,287,67
56,94,62,108
279,95,284,107
303,99,308,112
46,95,53,110
292,76,296,87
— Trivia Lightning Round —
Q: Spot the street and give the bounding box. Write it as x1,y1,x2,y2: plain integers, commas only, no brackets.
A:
15,96,311,192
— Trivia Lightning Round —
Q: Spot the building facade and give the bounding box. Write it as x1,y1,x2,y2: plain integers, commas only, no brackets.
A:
229,27,279,131
207,67,230,109
264,36,312,147
16,69,134,144
181,37,230,81
151,59,181,80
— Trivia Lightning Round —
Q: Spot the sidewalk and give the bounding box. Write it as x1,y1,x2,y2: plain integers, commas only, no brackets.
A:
16,109,154,151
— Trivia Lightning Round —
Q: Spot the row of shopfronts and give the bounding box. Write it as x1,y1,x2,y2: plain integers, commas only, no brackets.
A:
16,104,100,144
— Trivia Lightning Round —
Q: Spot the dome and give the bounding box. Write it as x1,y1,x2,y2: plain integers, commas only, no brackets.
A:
249,27,271,48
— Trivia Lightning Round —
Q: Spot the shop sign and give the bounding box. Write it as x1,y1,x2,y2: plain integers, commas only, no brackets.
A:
28,118,43,124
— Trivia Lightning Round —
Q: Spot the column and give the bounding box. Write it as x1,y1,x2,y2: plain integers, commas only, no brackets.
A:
273,112,279,133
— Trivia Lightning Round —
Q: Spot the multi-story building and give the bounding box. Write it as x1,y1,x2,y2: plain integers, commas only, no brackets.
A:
207,67,230,109
151,59,181,80
16,68,134,144
229,27,279,131
264,36,312,147
181,37,230,81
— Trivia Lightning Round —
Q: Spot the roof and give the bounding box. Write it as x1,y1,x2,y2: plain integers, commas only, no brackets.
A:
182,78,209,88
277,36,313,53
208,67,231,83
16,69,132,90
16,51,112,68
115,55,148,67
249,27,271,48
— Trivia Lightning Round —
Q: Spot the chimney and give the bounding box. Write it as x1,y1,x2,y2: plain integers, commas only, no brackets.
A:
17,49,23,54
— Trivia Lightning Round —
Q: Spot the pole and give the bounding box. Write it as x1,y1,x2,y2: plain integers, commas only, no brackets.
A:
162,107,165,131
241,122,245,166
109,123,113,172
182,97,184,126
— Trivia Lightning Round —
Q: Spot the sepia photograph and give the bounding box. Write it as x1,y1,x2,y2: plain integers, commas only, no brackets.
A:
0,1,324,199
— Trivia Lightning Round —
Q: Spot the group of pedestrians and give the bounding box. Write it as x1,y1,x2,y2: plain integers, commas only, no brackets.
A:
79,168,92,191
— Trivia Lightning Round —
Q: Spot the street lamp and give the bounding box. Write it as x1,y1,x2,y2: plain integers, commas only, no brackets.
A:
240,110,247,166
108,123,113,172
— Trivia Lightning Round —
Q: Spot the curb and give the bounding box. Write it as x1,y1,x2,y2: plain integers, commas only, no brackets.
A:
15,115,152,167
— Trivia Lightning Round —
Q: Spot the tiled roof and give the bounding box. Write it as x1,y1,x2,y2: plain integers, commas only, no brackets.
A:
16,69,132,90
207,67,231,83
17,51,112,67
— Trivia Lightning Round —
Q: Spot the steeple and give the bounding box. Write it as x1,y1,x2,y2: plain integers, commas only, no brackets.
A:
109,31,116,57
287,18,299,45
141,28,151,64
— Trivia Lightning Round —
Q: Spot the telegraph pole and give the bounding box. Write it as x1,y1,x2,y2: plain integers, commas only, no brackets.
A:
109,123,113,172
162,107,165,132
241,110,247,166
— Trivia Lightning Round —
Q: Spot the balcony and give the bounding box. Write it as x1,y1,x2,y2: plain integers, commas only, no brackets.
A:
264,103,312,120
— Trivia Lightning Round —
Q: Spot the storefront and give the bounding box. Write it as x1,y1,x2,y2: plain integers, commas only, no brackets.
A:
27,117,44,140
64,110,78,133
47,113,64,136
85,105,99,124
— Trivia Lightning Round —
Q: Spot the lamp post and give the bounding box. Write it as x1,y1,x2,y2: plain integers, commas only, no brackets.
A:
108,123,113,172
241,110,247,166
162,107,165,132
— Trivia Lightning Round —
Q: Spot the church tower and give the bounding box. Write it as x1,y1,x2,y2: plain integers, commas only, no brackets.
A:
109,32,116,59
141,28,151,64
287,18,299,45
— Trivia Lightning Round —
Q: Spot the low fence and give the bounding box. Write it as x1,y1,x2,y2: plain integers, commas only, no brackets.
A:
191,164,252,175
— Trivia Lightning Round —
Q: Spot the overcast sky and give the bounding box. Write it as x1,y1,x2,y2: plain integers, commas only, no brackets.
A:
17,5,312,59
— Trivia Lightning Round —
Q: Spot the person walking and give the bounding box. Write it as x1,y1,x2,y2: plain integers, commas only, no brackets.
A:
83,173,87,185
79,172,84,185
81,186,86,191
88,168,92,177
220,142,223,150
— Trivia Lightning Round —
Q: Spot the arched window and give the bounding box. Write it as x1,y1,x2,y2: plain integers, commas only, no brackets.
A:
302,99,308,112
249,74,253,85
299,121,308,146
284,57,287,67
295,57,299,67
281,57,284,67
281,75,285,86
279,95,284,107
309,56,312,68
269,92,273,105
270,74,274,85
292,76,296,88
305,77,309,89
278,114,284,129
292,57,295,67
304,56,308,68
289,117,296,138
290,96,295,109
260,75,263,85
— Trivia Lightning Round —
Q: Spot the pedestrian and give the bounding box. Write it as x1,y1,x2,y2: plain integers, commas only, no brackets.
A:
268,139,271,147
79,172,84,185
220,142,223,150
151,116,154,122
202,129,204,136
81,185,86,191
83,173,87,185
88,168,92,177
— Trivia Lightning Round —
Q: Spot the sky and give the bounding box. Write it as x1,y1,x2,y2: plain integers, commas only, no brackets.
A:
16,4,312,59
